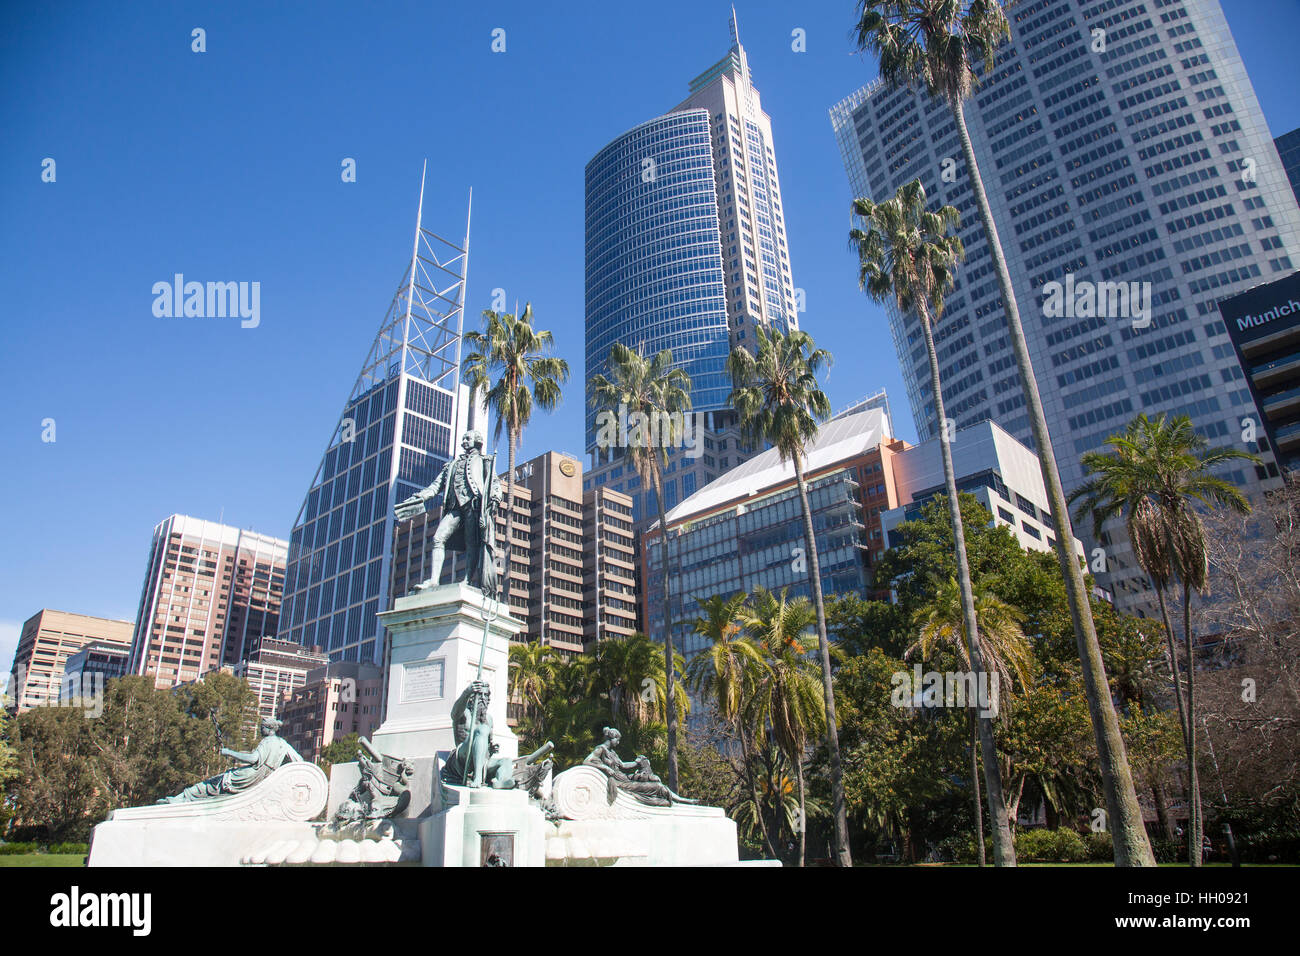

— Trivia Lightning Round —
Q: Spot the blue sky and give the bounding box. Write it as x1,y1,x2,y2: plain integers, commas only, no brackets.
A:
2,0,1299,666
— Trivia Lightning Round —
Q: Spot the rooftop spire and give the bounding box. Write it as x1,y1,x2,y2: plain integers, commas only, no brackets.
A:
729,5,740,47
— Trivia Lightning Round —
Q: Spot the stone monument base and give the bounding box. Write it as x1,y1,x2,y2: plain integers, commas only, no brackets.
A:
419,784,548,867
87,762,329,867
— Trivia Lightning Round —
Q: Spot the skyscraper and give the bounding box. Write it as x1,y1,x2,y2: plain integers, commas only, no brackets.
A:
831,0,1300,610
277,176,477,664
127,515,286,686
8,609,133,711
1276,127,1300,207
584,12,797,528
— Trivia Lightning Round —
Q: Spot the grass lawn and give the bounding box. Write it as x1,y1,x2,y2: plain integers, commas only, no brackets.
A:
0,854,86,867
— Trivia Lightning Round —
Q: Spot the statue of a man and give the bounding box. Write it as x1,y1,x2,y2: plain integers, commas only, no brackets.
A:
441,681,515,790
158,717,302,803
396,429,503,596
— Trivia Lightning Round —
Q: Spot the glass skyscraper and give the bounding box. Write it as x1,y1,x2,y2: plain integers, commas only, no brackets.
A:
277,187,475,664
830,0,1300,611
584,12,799,530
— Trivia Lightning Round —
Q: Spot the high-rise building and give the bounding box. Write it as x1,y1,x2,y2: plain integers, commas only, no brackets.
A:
584,12,794,530
830,0,1300,610
1217,270,1300,471
59,640,131,705
1276,127,1300,206
277,181,479,665
230,635,330,720
583,484,640,645
7,609,133,711
127,515,286,687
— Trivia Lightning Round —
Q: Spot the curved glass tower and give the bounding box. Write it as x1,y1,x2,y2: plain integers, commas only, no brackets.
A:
584,108,730,452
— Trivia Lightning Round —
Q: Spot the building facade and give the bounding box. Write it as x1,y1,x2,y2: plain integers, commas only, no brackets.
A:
279,661,385,762
1218,270,1300,471
831,0,1300,611
59,640,130,705
127,515,287,687
584,13,794,528
7,610,133,712
1276,127,1300,207
231,635,330,721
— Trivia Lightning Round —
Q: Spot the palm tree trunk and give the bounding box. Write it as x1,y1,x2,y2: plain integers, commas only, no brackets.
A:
791,452,852,867
652,459,679,792
949,94,1154,867
738,720,778,859
915,298,1016,867
970,711,986,867
796,757,807,868
1154,582,1196,866
1183,583,1203,866
501,431,517,611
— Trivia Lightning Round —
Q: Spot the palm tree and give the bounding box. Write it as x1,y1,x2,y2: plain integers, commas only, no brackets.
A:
588,344,692,790
851,178,1017,866
508,641,557,733
908,577,1034,865
727,326,852,867
463,304,570,604
744,587,827,867
591,632,688,730
854,0,1156,867
686,592,778,858
1070,413,1258,866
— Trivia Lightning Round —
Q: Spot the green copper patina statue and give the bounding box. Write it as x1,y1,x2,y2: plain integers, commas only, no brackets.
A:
395,429,502,596
441,681,515,789
158,716,303,803
584,727,696,807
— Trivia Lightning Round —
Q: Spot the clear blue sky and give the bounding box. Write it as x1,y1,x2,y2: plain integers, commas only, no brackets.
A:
3,0,1299,666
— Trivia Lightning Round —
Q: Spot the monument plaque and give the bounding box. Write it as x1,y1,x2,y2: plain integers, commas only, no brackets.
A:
480,832,514,867
401,659,444,703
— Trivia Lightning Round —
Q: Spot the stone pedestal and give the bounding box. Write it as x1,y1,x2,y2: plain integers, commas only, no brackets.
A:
87,762,329,867
419,785,547,867
372,582,522,762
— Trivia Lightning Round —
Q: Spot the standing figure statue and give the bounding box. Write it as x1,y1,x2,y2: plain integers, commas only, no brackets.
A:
158,717,303,804
441,681,515,790
396,429,502,596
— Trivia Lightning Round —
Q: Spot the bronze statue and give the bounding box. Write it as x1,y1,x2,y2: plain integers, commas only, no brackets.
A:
158,716,303,803
322,737,414,839
441,681,515,789
583,727,696,807
396,429,502,596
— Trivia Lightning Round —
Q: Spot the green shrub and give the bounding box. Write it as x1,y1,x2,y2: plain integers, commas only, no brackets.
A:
0,842,39,855
46,842,88,855
1015,828,1089,862
1085,831,1113,861
1149,838,1186,863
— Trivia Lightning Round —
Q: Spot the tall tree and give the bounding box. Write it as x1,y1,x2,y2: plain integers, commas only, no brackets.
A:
909,577,1034,865
727,325,852,866
1071,412,1258,866
685,592,777,858
852,177,1016,865
744,587,827,867
463,304,570,604
588,344,691,790
854,0,1155,866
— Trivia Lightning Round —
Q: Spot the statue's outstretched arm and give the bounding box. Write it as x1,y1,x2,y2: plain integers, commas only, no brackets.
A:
221,746,257,764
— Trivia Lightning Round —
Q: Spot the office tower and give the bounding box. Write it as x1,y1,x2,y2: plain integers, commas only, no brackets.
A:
126,515,286,687
392,450,639,653
7,609,132,711
278,182,478,665
1217,270,1300,471
280,660,385,762
59,640,131,704
1276,127,1300,206
831,0,1300,609
231,635,330,720
583,484,639,644
584,12,795,529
